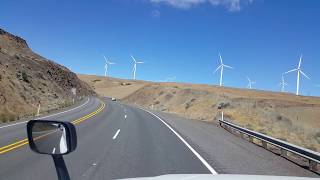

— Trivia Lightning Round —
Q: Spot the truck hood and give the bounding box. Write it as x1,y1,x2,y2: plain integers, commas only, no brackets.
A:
125,174,316,180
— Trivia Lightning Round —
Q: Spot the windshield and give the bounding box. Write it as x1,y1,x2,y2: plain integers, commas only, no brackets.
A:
0,0,319,179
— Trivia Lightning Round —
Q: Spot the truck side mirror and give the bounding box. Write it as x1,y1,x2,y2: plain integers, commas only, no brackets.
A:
27,120,77,180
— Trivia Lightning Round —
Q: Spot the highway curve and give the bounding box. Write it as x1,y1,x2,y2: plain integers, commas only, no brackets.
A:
0,97,317,180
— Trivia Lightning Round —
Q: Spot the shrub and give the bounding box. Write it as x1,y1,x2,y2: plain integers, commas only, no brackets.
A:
185,102,192,109
0,113,16,123
276,115,282,120
217,102,230,109
92,79,101,83
314,131,320,143
22,71,29,83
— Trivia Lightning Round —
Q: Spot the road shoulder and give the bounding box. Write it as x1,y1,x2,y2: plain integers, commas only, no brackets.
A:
148,110,318,177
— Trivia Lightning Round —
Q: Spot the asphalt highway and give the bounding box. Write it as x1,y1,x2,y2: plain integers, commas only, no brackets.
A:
0,97,317,180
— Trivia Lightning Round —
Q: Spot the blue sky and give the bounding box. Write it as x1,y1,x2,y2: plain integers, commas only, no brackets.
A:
1,0,320,96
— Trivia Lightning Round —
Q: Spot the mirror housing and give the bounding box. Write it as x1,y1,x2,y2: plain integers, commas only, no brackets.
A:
27,120,77,155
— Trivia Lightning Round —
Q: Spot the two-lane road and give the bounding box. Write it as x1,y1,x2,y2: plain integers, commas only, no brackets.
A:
0,97,317,179
0,97,212,180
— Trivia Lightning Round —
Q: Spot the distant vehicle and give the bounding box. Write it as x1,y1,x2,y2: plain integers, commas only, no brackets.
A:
111,97,117,101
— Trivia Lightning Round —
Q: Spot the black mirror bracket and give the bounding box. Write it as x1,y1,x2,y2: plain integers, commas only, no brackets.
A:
52,154,71,180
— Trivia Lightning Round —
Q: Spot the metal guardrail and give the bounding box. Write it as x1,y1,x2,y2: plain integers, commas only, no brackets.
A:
218,112,320,173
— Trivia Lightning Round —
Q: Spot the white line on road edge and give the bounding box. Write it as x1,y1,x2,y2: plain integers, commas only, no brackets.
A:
140,108,218,175
113,129,121,140
0,98,90,129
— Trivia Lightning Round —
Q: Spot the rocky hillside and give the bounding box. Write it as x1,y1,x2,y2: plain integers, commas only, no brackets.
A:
79,74,320,152
0,28,95,122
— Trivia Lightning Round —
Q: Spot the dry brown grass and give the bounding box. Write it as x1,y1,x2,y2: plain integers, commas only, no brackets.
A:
77,74,149,99
79,74,320,152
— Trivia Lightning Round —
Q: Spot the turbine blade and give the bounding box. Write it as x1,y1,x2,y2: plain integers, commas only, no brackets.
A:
103,55,108,62
300,70,310,79
214,65,222,74
219,53,223,64
285,69,297,74
137,61,144,64
298,54,303,68
130,55,136,63
223,64,233,69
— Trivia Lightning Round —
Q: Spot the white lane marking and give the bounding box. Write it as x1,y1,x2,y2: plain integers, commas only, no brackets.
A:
124,115,127,119
139,108,218,175
0,98,90,129
0,121,28,129
52,147,56,154
113,129,121,140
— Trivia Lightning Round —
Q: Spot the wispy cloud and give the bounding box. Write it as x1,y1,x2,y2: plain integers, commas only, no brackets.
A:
152,9,161,17
150,0,254,11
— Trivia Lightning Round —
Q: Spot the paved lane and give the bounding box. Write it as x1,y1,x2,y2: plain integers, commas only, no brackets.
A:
0,97,317,180
0,98,212,180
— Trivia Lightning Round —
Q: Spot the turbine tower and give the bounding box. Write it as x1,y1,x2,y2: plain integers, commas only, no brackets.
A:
130,55,144,80
103,55,115,77
214,53,233,86
246,76,256,89
279,74,288,92
285,54,310,95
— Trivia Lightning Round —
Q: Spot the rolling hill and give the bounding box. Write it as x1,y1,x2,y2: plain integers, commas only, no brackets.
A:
79,74,320,152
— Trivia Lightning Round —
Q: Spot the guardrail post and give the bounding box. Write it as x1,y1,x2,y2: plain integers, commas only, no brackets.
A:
262,141,268,149
248,136,253,143
309,160,318,172
239,132,245,138
280,148,287,158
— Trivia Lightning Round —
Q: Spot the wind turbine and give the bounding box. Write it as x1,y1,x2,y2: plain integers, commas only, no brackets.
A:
285,54,310,95
246,76,256,89
130,55,144,80
214,53,233,86
279,74,288,92
103,55,115,77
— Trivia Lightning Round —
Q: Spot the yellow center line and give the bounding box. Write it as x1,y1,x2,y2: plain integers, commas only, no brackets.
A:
0,139,28,151
0,100,105,155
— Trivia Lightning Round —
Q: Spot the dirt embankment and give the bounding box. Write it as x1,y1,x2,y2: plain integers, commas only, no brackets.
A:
80,74,320,152
0,28,95,122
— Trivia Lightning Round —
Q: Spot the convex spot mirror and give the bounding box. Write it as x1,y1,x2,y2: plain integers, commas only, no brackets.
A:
27,120,77,155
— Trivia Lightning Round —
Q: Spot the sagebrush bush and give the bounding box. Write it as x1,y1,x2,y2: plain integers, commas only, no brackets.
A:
22,71,29,83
